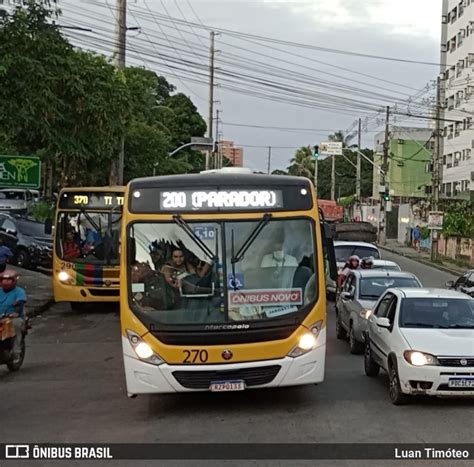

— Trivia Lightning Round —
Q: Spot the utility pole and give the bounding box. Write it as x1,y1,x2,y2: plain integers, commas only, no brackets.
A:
356,118,362,201
215,109,220,168
331,155,336,200
379,106,390,245
110,0,127,185
314,157,318,195
267,146,272,174
431,76,442,261
206,31,216,170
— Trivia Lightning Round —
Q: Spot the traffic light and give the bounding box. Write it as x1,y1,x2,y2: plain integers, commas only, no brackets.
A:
313,145,319,158
213,140,219,152
383,192,390,202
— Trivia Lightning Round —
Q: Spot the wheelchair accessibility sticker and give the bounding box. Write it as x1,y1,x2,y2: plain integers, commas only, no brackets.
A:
227,273,244,289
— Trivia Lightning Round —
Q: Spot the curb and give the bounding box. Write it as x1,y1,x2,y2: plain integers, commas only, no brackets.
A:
380,246,461,276
27,298,55,318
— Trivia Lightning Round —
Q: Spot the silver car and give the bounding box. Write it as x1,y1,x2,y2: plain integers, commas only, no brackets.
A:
336,270,422,354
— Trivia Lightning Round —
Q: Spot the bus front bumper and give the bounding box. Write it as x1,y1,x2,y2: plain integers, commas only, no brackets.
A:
122,337,326,395
53,280,120,303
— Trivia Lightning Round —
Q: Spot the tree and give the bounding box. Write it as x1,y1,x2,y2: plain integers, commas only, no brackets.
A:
0,4,208,188
287,147,314,178
0,3,129,187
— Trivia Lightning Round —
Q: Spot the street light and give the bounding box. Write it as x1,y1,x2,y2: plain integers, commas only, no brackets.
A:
152,140,215,176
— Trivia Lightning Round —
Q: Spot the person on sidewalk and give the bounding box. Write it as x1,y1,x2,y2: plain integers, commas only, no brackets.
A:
0,239,13,273
0,269,27,356
412,225,421,252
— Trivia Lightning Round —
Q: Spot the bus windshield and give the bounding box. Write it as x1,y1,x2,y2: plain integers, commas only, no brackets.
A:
129,218,316,325
57,211,121,265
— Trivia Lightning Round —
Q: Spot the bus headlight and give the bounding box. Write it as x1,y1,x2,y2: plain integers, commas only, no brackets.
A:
287,321,322,358
126,330,163,366
58,271,70,282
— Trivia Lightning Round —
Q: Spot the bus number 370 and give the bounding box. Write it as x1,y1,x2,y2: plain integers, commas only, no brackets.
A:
182,349,209,364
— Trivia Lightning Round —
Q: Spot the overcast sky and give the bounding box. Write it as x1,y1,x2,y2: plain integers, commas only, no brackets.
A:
59,0,443,171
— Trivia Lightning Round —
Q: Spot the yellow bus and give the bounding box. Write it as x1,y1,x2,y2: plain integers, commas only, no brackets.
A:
53,186,125,310
120,169,336,396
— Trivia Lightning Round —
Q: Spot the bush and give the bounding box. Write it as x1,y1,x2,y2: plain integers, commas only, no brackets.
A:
420,226,430,240
29,201,54,223
442,202,473,238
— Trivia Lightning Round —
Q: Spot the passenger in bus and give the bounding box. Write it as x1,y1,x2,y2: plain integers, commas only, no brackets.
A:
62,230,81,260
149,241,166,271
260,232,298,268
161,247,197,289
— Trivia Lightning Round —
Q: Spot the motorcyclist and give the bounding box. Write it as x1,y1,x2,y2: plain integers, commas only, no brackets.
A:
0,269,27,356
360,256,374,270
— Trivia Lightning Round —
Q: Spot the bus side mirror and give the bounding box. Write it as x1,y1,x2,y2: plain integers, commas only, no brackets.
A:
44,218,53,235
321,222,337,281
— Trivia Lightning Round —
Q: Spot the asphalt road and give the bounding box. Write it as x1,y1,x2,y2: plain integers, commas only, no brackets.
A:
1,252,472,465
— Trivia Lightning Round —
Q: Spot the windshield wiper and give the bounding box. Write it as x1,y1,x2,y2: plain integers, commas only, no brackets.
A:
231,213,272,265
173,215,217,263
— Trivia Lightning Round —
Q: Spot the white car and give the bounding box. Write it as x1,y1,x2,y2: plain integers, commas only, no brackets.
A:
336,270,421,354
364,288,474,405
326,241,381,295
371,260,401,271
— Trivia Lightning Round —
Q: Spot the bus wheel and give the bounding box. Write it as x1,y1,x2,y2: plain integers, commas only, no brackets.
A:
70,302,86,312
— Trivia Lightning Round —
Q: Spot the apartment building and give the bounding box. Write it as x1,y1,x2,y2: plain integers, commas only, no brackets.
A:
440,0,474,201
372,127,433,200
220,140,244,167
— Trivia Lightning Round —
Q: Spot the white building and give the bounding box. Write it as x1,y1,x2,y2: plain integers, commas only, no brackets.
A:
439,0,474,201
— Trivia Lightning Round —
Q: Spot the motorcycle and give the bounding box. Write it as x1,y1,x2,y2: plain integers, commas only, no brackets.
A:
0,316,30,372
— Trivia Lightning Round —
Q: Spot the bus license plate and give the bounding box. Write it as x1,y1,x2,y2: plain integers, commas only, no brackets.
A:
209,380,245,392
448,378,474,388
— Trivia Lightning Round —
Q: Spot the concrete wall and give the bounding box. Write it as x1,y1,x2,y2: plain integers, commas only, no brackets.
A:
438,235,474,266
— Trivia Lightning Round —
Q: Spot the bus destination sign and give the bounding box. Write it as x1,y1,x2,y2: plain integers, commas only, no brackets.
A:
157,190,284,211
59,192,125,210
130,185,313,213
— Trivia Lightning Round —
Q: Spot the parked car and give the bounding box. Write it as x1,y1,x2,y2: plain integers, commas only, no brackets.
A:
336,270,422,353
30,189,41,204
446,270,474,298
327,241,382,296
364,288,474,405
0,213,52,269
0,188,35,215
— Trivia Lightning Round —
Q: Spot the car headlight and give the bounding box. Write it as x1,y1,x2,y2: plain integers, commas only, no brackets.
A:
287,321,322,358
58,271,70,282
403,350,439,366
360,309,372,319
126,329,163,365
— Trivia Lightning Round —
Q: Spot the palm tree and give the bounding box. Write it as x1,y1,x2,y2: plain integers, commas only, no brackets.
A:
329,130,356,147
287,146,314,178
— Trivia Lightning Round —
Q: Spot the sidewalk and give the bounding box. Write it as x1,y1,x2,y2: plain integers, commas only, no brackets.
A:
13,267,54,317
381,239,466,276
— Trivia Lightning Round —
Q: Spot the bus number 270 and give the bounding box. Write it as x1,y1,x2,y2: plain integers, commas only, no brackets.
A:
182,349,208,364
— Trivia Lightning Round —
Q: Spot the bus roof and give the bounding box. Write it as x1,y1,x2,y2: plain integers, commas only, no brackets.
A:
129,173,311,190
59,186,125,193
128,173,314,214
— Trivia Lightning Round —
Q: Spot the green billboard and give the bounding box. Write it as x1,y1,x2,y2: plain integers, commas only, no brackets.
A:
0,155,41,189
